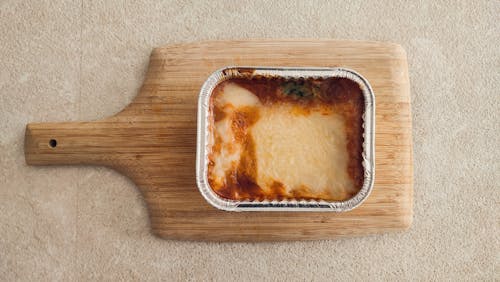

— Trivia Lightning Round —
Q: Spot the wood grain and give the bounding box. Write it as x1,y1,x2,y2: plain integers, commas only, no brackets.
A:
24,40,413,241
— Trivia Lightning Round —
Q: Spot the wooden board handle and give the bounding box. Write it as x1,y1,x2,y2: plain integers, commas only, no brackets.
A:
24,121,124,166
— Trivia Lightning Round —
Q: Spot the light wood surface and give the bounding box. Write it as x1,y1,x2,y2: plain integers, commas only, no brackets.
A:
24,40,413,241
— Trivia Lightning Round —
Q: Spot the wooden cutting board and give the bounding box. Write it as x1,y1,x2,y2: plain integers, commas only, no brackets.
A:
25,39,413,241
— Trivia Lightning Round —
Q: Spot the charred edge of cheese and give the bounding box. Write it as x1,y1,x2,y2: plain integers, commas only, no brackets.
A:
208,80,362,201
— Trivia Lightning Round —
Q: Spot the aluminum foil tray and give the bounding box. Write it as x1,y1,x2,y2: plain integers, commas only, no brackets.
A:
196,67,375,211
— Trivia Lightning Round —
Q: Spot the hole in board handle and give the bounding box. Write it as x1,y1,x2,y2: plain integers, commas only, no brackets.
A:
49,139,57,148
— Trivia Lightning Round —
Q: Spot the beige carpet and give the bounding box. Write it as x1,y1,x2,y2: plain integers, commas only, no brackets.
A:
1,1,498,281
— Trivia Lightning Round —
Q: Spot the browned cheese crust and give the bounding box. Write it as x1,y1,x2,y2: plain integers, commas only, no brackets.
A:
207,76,365,201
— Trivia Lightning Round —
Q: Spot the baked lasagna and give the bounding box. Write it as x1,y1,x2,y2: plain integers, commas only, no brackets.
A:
207,75,365,202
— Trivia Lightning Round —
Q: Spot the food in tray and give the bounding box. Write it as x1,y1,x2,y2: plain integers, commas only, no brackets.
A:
207,75,365,201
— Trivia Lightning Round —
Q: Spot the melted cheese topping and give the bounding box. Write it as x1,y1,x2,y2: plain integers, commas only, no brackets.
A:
252,105,353,199
208,81,360,201
210,84,261,185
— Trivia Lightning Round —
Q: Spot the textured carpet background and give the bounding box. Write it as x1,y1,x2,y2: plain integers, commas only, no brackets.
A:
1,1,498,281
